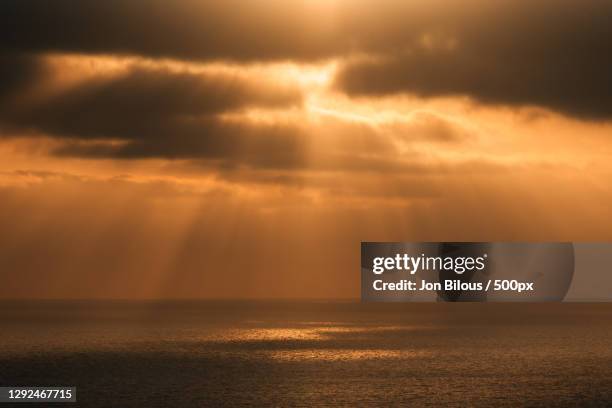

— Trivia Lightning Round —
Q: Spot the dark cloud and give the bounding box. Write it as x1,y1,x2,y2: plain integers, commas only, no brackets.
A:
52,120,308,170
0,55,471,172
0,0,343,62
0,59,307,168
335,1,612,119
2,1,612,118
1,62,301,128
1,0,611,131
0,54,469,172
0,53,46,102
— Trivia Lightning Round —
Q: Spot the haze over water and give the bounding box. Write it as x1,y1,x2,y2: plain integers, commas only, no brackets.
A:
1,301,610,407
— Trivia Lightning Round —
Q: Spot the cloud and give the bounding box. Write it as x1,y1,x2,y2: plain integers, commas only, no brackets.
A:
0,0,342,62
1,59,302,128
334,0,612,120
2,1,612,119
0,53,477,172
0,53,47,103
51,120,308,170
1,159,611,299
2,1,612,300
0,57,309,167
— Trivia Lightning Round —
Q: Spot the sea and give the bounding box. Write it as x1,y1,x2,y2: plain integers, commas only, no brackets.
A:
0,301,611,407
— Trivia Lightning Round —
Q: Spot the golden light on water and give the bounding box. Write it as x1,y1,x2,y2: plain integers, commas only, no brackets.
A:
269,349,431,361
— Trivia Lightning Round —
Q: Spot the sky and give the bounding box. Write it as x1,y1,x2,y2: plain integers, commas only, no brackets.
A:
1,0,612,299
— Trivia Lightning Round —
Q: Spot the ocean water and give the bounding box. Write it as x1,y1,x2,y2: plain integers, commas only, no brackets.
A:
0,301,611,407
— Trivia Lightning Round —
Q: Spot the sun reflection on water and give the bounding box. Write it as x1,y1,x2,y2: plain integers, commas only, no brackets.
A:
269,349,432,361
